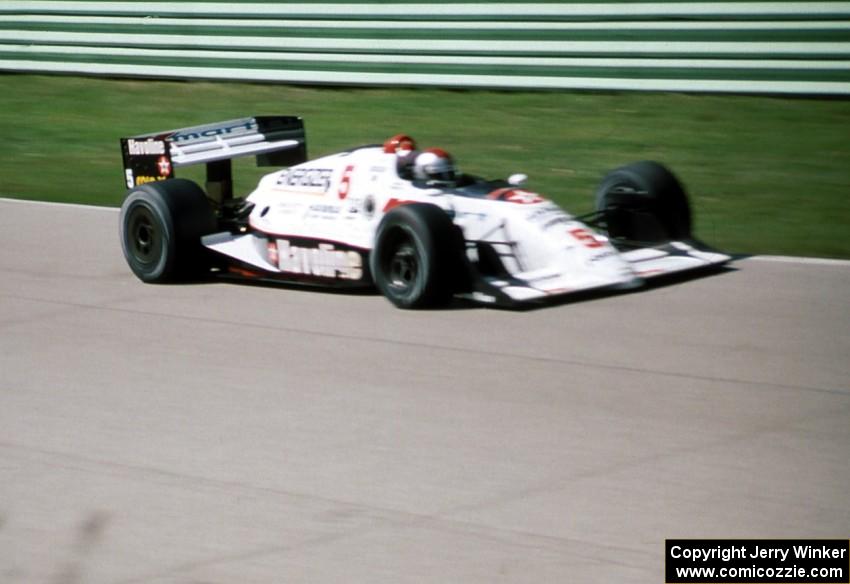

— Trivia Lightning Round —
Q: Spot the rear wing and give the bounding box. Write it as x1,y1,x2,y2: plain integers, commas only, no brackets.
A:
120,116,307,200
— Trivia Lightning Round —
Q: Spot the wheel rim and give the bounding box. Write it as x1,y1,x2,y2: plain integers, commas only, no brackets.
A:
379,226,422,297
127,204,162,267
388,243,418,291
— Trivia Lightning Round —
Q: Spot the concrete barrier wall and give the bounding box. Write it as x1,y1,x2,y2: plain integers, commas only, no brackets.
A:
1,1,849,94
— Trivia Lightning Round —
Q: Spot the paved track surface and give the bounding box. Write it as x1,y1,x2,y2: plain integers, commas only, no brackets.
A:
1,199,848,584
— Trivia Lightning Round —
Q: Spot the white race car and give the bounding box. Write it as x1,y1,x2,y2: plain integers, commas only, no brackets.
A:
119,116,729,308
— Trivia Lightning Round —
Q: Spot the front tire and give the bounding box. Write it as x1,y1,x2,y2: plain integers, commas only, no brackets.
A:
119,179,217,283
595,161,692,243
370,203,464,309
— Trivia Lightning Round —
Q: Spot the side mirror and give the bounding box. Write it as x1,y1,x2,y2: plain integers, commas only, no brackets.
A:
507,173,528,186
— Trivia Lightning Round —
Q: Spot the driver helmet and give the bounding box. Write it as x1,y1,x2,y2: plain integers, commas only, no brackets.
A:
413,148,456,183
383,134,417,155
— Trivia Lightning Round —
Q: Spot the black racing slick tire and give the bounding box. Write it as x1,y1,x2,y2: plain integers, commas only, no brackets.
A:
595,161,692,243
119,179,217,283
370,203,464,309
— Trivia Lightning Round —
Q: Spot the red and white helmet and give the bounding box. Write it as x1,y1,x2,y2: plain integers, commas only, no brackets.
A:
383,134,417,154
413,148,456,183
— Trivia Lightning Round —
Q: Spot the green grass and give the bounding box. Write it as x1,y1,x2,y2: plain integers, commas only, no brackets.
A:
1,73,849,258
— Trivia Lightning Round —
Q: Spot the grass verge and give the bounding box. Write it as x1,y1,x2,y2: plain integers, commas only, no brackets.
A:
1,74,848,258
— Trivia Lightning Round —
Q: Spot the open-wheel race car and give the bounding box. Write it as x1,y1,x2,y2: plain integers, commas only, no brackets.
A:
119,116,729,308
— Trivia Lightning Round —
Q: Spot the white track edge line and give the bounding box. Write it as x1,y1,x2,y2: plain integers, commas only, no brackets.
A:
744,255,850,267
0,196,118,212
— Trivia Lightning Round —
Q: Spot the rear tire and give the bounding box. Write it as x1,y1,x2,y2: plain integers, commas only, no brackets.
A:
120,179,217,283
370,203,464,309
595,161,692,243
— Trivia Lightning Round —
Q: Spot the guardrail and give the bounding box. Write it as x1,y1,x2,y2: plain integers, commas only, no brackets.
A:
1,1,849,94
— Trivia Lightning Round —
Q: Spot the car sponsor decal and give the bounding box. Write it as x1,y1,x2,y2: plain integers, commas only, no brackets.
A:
126,139,167,156
267,238,364,281
275,167,333,192
157,156,172,176
121,137,174,188
525,203,572,231
305,203,342,221
162,118,258,144
487,188,546,205
133,175,162,186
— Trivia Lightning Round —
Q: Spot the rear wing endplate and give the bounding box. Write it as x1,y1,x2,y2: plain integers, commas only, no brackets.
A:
120,116,307,199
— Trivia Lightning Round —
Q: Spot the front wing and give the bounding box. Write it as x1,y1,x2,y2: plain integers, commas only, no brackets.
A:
458,240,730,307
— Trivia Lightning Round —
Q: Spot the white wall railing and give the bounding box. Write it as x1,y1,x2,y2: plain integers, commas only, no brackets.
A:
2,1,849,94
